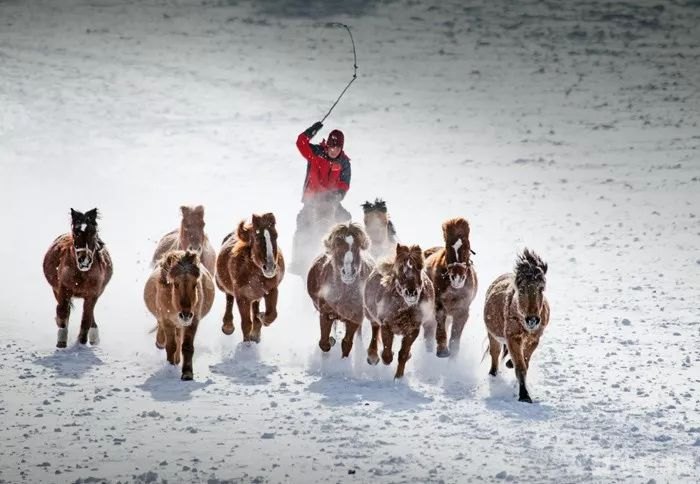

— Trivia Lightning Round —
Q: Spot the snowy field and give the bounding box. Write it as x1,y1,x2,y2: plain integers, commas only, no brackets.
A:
1,0,699,482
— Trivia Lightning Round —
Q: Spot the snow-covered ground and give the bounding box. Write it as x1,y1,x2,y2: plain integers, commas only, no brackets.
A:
1,0,699,482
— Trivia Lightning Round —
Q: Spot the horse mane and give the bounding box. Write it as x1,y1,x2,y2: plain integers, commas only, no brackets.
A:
159,250,201,285
323,222,369,253
362,198,388,214
514,248,548,286
379,244,423,286
442,217,470,243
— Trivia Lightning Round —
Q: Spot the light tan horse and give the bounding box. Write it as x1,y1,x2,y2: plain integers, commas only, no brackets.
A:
43,208,113,348
216,213,285,343
307,222,374,357
424,217,478,358
483,249,550,403
144,250,215,380
152,205,216,275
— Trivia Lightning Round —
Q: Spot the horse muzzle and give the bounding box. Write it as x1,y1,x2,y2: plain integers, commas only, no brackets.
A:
524,316,541,331
262,263,278,279
400,288,421,306
449,274,466,289
75,246,94,271
340,267,358,285
178,311,194,326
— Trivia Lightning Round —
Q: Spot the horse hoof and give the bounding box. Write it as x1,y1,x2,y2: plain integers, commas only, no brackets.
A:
221,323,235,335
518,395,533,404
329,336,336,347
88,327,100,345
488,369,497,377
56,341,67,349
505,359,513,369
155,341,165,350
78,336,88,345
181,371,193,381
366,355,379,366
436,347,450,358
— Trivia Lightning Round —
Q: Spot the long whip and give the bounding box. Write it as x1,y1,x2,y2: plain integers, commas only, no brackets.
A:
320,23,358,123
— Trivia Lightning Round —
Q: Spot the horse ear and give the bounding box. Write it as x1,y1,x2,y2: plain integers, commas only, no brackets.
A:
395,243,408,256
85,208,98,224
236,220,250,243
193,205,205,216
159,252,179,284
180,206,190,217
70,208,80,223
262,212,276,227
542,262,548,275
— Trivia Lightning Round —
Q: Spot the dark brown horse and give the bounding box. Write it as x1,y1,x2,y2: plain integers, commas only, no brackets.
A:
144,250,215,380
424,217,478,358
362,198,398,260
42,208,113,348
483,249,550,403
364,244,435,378
216,213,285,343
152,205,216,275
307,223,375,357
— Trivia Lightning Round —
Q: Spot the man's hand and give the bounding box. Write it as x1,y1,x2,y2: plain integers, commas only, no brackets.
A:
304,121,323,138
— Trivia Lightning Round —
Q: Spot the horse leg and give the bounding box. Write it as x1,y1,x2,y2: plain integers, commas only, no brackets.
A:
395,327,420,379
380,326,394,365
487,333,501,376
318,312,335,352
435,306,449,358
250,300,262,343
259,287,278,326
341,321,359,358
506,336,531,403
366,322,381,365
54,288,71,348
165,325,178,365
78,296,97,345
448,309,469,358
155,323,166,349
221,293,235,335
235,297,253,342
180,320,199,381
523,337,540,371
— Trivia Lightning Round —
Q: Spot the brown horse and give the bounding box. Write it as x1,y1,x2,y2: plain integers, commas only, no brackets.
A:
42,208,113,348
424,217,478,358
362,198,398,260
216,213,285,343
307,223,375,357
364,244,435,378
144,250,215,380
152,205,216,275
483,249,550,403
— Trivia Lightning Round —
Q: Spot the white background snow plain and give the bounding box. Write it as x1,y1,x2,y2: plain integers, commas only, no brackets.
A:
1,0,699,482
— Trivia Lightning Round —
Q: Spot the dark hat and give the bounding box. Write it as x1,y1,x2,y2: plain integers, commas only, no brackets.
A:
327,129,344,148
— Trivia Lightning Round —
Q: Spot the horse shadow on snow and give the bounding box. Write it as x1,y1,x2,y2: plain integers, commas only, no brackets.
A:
33,344,104,379
209,342,279,386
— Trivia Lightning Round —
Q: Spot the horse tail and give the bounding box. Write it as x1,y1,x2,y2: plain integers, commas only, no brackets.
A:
479,336,489,363
221,232,234,246
148,325,157,334
501,344,513,368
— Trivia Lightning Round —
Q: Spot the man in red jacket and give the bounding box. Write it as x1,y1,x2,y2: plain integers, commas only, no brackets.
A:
290,121,352,274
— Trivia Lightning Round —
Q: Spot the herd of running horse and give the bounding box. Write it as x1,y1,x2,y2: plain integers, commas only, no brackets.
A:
42,201,550,403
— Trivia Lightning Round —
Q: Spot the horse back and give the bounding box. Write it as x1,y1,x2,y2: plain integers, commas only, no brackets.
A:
483,273,514,337
151,229,179,267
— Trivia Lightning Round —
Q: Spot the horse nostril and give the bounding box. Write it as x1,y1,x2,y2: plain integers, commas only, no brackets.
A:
179,312,193,321
526,316,540,327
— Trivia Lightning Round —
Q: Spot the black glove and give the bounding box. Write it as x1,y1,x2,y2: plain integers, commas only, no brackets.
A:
304,121,323,138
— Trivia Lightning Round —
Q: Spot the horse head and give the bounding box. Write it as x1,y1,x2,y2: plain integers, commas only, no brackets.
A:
160,250,202,327
392,243,425,306
238,213,279,279
514,248,548,332
323,222,369,285
442,217,473,289
362,198,391,247
179,205,206,255
70,208,101,272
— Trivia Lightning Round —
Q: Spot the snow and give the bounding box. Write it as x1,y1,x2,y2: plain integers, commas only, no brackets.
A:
1,0,699,482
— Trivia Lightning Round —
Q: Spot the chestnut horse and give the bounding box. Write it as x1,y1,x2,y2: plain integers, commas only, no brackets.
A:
216,213,285,343
144,250,215,380
307,223,374,357
483,249,550,403
152,205,216,275
424,217,478,358
361,198,398,260
42,208,113,348
364,244,435,378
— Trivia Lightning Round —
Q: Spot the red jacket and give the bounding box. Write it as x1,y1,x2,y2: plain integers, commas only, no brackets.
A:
296,131,351,203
